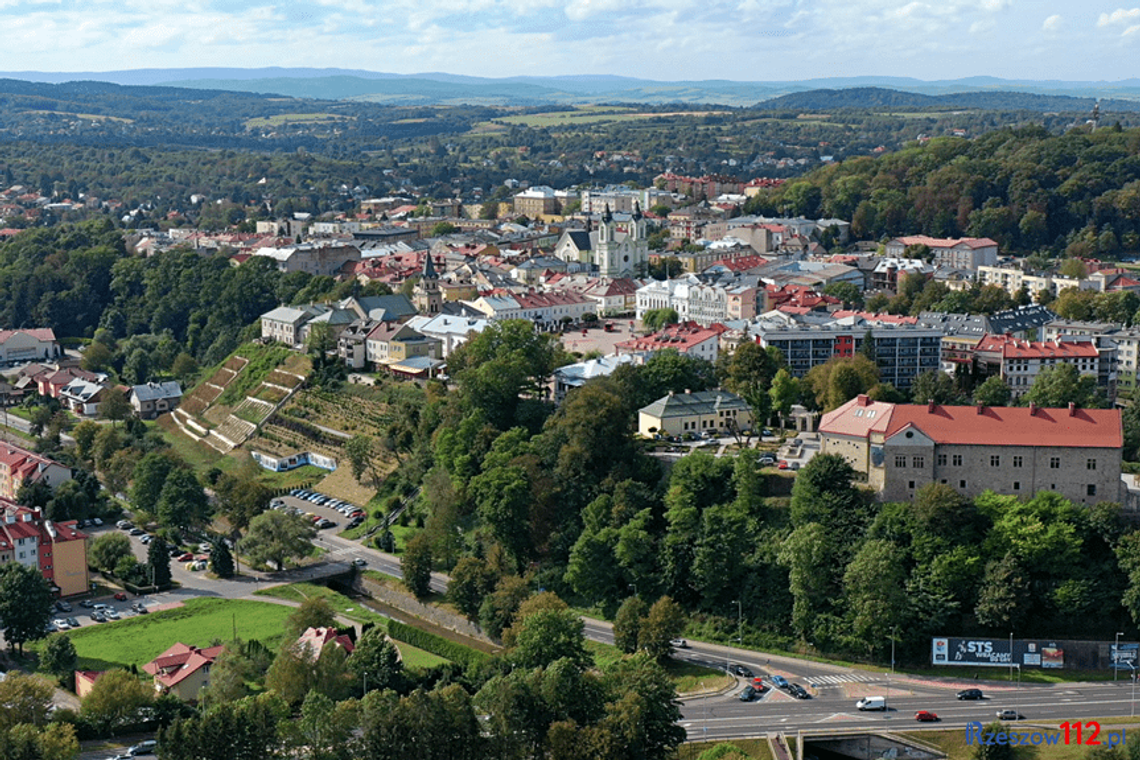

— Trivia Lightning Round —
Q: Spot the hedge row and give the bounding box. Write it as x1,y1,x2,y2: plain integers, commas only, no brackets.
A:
386,619,490,669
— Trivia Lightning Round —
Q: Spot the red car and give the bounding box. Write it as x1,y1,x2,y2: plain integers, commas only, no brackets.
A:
777,460,790,470
113,592,128,601
178,552,194,562
915,711,940,722
751,677,766,691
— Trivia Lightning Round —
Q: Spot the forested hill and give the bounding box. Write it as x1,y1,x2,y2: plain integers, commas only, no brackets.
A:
745,124,1140,256
757,86,1140,113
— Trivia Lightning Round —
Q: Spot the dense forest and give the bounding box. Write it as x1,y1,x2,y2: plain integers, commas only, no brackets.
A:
746,124,1140,254
758,86,1140,113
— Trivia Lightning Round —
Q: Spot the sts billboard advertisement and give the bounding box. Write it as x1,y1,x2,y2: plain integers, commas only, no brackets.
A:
932,637,1065,669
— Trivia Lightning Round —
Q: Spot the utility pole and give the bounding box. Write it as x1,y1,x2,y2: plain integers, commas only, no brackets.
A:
1116,632,1124,681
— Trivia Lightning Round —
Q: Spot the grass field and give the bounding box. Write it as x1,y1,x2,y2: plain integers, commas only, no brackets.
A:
473,106,732,130
245,113,345,129
254,581,388,626
32,598,293,671
586,640,732,694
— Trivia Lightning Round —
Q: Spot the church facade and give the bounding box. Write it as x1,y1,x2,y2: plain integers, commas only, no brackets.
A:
553,205,650,278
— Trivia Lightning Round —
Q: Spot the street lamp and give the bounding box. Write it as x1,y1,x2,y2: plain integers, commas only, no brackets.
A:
1116,632,1124,682
736,599,743,643
1009,632,1014,683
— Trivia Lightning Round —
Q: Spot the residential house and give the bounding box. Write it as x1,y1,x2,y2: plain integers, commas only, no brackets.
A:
0,500,88,596
637,389,753,437
0,444,71,501
143,643,225,700
403,313,491,358
365,322,440,369
58,378,106,417
552,354,638,404
819,395,1122,505
296,626,356,659
129,381,183,420
261,305,329,346
884,235,998,270
971,334,1116,401
251,243,362,276
614,321,723,364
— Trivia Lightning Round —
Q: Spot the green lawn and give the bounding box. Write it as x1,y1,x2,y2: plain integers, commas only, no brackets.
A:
32,598,293,671
586,641,731,694
254,582,388,626
396,642,449,670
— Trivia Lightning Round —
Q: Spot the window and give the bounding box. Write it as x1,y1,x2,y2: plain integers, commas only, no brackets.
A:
1088,458,1097,471
937,454,947,466
952,454,963,467
1013,456,1023,468
912,456,925,468
990,455,1001,467
1088,484,1097,496
1013,482,1020,491
1050,457,1061,469
895,455,907,468
908,481,916,489
959,480,967,489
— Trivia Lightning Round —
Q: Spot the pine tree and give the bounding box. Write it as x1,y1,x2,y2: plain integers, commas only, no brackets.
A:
147,536,172,588
210,540,235,578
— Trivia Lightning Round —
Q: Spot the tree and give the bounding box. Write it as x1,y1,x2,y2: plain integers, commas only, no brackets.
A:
973,375,1012,406
147,535,172,588
343,435,376,484
157,467,210,530
284,597,338,641
401,533,434,598
768,368,800,427
81,668,154,735
910,369,961,405
287,690,358,760
641,308,679,332
215,473,272,532
510,607,591,670
843,539,909,654
71,419,101,462
40,633,78,683
0,563,54,653
210,540,235,578
805,355,879,411
238,510,317,571
159,693,287,760
479,575,531,639
637,596,686,661
721,340,779,424
449,556,497,621
172,351,199,380
89,531,133,573
348,627,404,695
431,221,458,236
99,386,132,426
0,673,55,731
1021,362,1104,409
613,596,648,654
824,281,864,308
130,451,177,515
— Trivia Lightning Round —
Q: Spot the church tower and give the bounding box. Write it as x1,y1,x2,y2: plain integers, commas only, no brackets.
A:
597,204,615,275
413,253,442,316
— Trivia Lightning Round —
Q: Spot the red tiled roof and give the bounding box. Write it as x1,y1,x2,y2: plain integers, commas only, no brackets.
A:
892,235,997,250
831,310,918,325
974,334,1098,359
885,404,1122,449
819,394,895,438
0,328,55,344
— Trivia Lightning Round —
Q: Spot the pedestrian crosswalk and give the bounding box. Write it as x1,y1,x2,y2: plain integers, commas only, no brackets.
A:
808,673,881,687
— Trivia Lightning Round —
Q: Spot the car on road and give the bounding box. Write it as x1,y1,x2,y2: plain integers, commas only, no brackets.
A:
670,638,688,649
733,665,754,679
997,709,1019,721
856,696,887,711
957,688,984,700
750,678,765,691
114,592,128,601
915,710,940,722
790,684,811,699
79,599,95,609
762,428,774,436
65,617,80,628
769,675,789,690
353,558,367,566
128,740,157,755
738,685,758,702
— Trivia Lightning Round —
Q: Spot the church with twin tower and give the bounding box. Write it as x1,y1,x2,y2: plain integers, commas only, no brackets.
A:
553,203,651,278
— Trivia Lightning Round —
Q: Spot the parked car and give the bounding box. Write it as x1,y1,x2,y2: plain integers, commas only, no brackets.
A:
777,460,791,470
116,520,133,529
318,520,337,530
52,618,69,630
915,710,940,722
957,689,984,700
790,683,811,699
139,534,152,544
769,675,789,690
79,599,95,609
738,685,758,702
55,600,72,612
128,740,158,755
997,709,1019,721
131,602,147,613
347,517,364,529
177,552,194,562
113,592,128,601
761,428,774,436
670,638,688,649
65,617,80,628
128,527,146,536
756,454,776,466
91,612,106,623
92,517,103,526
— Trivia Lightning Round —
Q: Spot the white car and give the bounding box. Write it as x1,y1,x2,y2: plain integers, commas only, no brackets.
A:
52,618,70,630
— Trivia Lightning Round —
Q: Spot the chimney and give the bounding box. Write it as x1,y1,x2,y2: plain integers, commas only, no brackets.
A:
1029,402,1037,416
976,404,985,415
1069,401,1077,416
927,399,935,413
857,394,870,406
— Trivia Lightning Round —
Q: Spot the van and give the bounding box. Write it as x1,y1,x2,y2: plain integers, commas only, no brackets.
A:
856,696,887,711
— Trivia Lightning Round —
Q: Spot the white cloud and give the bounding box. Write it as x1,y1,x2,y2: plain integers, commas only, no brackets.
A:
1042,14,1061,31
1098,7,1140,26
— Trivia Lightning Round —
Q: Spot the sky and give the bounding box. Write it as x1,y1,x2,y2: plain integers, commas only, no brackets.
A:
2,0,1139,82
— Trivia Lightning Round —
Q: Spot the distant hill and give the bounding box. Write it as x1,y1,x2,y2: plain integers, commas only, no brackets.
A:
3,69,1140,107
756,86,1140,113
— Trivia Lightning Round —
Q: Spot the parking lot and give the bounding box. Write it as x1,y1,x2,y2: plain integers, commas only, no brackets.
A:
273,489,369,532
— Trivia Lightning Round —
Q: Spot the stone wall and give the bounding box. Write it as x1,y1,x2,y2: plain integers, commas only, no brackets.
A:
352,574,494,644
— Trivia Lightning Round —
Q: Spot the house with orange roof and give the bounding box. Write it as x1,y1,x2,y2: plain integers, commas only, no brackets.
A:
884,235,998,270
971,334,1116,401
819,395,1123,505
0,444,71,501
615,321,725,364
143,643,226,700
296,626,356,659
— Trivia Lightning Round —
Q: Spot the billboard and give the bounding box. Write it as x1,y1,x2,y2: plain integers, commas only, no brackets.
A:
932,637,1065,669
1113,643,1138,670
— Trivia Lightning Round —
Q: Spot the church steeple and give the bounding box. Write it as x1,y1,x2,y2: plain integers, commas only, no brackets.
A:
422,250,438,280
413,252,442,316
